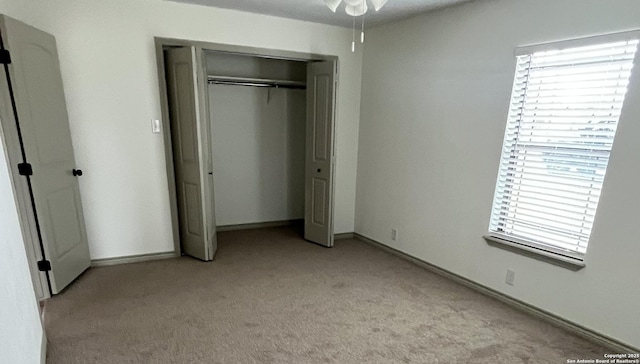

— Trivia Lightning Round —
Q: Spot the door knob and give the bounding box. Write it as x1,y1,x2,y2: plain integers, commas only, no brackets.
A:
317,168,321,173
72,169,83,177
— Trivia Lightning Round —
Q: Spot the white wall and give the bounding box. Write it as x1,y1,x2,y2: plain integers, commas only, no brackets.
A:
0,0,362,259
210,84,305,226
0,136,44,363
356,0,640,348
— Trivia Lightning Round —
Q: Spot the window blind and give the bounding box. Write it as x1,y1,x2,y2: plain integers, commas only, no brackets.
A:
489,37,639,258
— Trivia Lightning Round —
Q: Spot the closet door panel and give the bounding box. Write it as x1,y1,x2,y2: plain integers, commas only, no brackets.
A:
304,60,337,247
165,46,212,261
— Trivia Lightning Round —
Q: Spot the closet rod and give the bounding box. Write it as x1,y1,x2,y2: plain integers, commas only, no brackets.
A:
207,75,306,90
208,80,306,90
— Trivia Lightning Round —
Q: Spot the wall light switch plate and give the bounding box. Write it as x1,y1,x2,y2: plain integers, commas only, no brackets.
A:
151,119,161,133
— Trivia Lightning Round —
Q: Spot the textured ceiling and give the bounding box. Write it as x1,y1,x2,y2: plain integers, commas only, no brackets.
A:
166,0,474,28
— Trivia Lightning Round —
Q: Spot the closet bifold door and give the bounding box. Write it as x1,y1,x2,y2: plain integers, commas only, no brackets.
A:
165,46,214,261
304,60,337,247
0,14,91,294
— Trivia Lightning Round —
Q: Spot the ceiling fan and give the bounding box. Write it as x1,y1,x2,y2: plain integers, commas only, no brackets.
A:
323,0,390,51
324,0,389,16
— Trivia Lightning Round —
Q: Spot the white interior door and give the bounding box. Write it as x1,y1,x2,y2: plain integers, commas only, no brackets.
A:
165,46,215,261
0,15,91,294
304,60,337,247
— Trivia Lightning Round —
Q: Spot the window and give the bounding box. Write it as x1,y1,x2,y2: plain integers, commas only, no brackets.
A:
487,32,639,264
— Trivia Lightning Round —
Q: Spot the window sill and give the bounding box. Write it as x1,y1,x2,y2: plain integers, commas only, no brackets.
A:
483,234,586,271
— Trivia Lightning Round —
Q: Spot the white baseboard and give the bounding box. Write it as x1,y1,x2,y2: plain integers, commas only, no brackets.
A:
216,221,353,242
90,228,351,268
40,330,47,364
334,232,354,240
353,233,639,353
216,219,302,232
91,251,177,267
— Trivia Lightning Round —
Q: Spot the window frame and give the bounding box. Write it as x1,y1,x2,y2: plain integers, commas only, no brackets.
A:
485,30,640,268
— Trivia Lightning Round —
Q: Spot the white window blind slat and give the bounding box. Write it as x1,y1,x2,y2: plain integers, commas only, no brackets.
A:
506,118,621,126
499,167,604,183
496,187,600,204
497,220,593,242
489,37,638,259
494,219,592,242
495,180,601,199
509,159,609,172
496,193,599,213
495,204,595,224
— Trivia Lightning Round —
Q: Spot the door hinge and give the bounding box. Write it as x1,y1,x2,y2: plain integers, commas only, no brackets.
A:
0,49,11,64
18,162,33,176
37,260,51,272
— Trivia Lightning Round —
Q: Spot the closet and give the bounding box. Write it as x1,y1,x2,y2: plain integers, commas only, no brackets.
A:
161,43,338,262
206,52,307,228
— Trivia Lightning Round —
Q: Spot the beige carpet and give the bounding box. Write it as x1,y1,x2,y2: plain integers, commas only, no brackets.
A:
45,227,607,363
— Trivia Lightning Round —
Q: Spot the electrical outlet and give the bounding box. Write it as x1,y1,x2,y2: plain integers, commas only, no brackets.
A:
505,269,515,286
391,228,398,241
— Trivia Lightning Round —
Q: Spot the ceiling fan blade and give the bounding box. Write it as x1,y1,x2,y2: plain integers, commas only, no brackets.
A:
369,0,389,11
324,0,342,12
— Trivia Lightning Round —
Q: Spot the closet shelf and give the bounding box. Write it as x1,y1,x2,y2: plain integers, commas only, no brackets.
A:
207,75,306,89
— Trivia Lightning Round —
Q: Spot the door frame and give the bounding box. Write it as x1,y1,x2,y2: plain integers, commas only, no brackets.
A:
153,37,339,255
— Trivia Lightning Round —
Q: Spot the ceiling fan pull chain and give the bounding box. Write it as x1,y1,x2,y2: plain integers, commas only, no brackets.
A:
361,0,365,43
352,16,356,52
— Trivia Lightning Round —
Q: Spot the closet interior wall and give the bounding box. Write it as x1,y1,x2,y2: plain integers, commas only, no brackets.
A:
205,51,307,227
